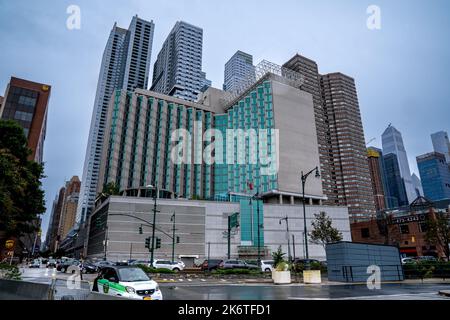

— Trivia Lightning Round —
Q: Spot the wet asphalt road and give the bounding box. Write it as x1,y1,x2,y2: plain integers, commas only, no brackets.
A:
159,282,450,300
17,266,450,300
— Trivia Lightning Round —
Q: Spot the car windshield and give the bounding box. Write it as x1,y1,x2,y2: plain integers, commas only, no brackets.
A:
118,268,150,282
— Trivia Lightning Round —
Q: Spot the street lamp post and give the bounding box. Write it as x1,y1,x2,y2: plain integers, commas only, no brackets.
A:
250,188,263,266
301,166,320,269
171,212,176,263
148,184,159,266
279,215,291,262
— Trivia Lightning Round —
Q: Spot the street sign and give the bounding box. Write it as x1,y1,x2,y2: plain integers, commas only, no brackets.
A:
5,240,14,249
229,212,239,229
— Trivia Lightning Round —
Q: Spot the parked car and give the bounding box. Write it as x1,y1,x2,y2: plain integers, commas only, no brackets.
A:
80,261,98,274
46,259,57,268
94,260,114,271
129,260,152,267
92,266,163,300
222,260,259,270
152,260,184,272
56,259,80,273
260,260,274,272
401,257,416,264
29,259,41,268
201,259,224,271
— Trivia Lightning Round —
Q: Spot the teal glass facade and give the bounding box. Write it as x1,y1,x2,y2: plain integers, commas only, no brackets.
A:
213,80,278,197
239,199,264,246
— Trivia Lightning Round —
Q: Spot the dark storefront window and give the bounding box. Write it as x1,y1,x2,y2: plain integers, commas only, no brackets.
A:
399,224,410,234
361,228,370,238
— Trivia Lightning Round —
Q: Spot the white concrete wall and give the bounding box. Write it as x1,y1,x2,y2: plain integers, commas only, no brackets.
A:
272,81,323,198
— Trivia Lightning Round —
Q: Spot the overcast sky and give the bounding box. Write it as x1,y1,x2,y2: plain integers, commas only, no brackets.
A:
0,0,449,241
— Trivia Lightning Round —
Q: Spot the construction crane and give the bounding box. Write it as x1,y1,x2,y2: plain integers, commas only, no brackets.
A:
366,137,376,146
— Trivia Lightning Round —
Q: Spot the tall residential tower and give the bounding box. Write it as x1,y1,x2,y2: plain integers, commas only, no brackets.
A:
77,15,155,224
151,21,209,102
284,55,376,222
223,50,255,93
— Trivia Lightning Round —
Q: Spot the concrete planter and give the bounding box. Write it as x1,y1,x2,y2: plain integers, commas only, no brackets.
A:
303,270,321,284
272,270,291,284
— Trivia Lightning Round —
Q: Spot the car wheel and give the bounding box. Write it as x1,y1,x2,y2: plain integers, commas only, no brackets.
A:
265,268,271,272
173,268,180,272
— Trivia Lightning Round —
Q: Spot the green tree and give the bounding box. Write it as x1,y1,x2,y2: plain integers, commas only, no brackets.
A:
425,213,450,260
0,120,45,238
309,211,343,249
101,182,120,196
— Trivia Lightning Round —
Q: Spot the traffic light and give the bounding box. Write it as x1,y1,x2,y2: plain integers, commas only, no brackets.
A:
139,225,143,234
155,237,161,249
176,236,180,244
145,237,151,249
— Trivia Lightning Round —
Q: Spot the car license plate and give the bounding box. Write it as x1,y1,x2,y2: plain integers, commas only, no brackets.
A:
143,296,152,300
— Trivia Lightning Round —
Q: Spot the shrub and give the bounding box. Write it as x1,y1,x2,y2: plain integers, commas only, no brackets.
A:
212,268,262,275
0,263,22,280
275,262,290,272
271,246,286,269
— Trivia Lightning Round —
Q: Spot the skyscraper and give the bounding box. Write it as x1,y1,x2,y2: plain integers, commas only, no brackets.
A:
381,125,417,204
411,173,424,197
320,73,376,222
58,176,81,240
0,76,51,164
283,54,376,222
151,21,209,102
223,51,255,93
367,147,387,211
47,187,66,252
431,131,450,164
417,152,450,201
77,15,155,224
383,153,408,208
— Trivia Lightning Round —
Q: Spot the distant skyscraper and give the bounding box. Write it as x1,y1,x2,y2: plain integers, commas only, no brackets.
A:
431,131,450,163
367,147,387,211
58,176,81,240
0,77,51,164
283,54,376,222
411,173,424,197
383,153,409,208
381,125,416,204
47,187,66,252
77,15,155,224
417,152,450,201
151,21,209,102
223,50,255,93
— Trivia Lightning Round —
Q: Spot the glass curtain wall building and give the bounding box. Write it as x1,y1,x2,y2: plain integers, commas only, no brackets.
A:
417,152,450,201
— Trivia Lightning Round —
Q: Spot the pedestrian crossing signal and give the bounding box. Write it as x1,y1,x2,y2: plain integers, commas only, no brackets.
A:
155,237,161,249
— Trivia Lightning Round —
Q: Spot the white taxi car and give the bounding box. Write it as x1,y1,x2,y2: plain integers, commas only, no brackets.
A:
92,266,163,300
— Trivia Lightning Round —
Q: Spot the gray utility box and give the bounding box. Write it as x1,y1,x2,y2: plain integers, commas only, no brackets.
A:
326,242,404,282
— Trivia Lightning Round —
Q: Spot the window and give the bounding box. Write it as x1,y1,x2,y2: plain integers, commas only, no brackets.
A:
419,222,428,233
359,227,370,238
400,224,410,234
